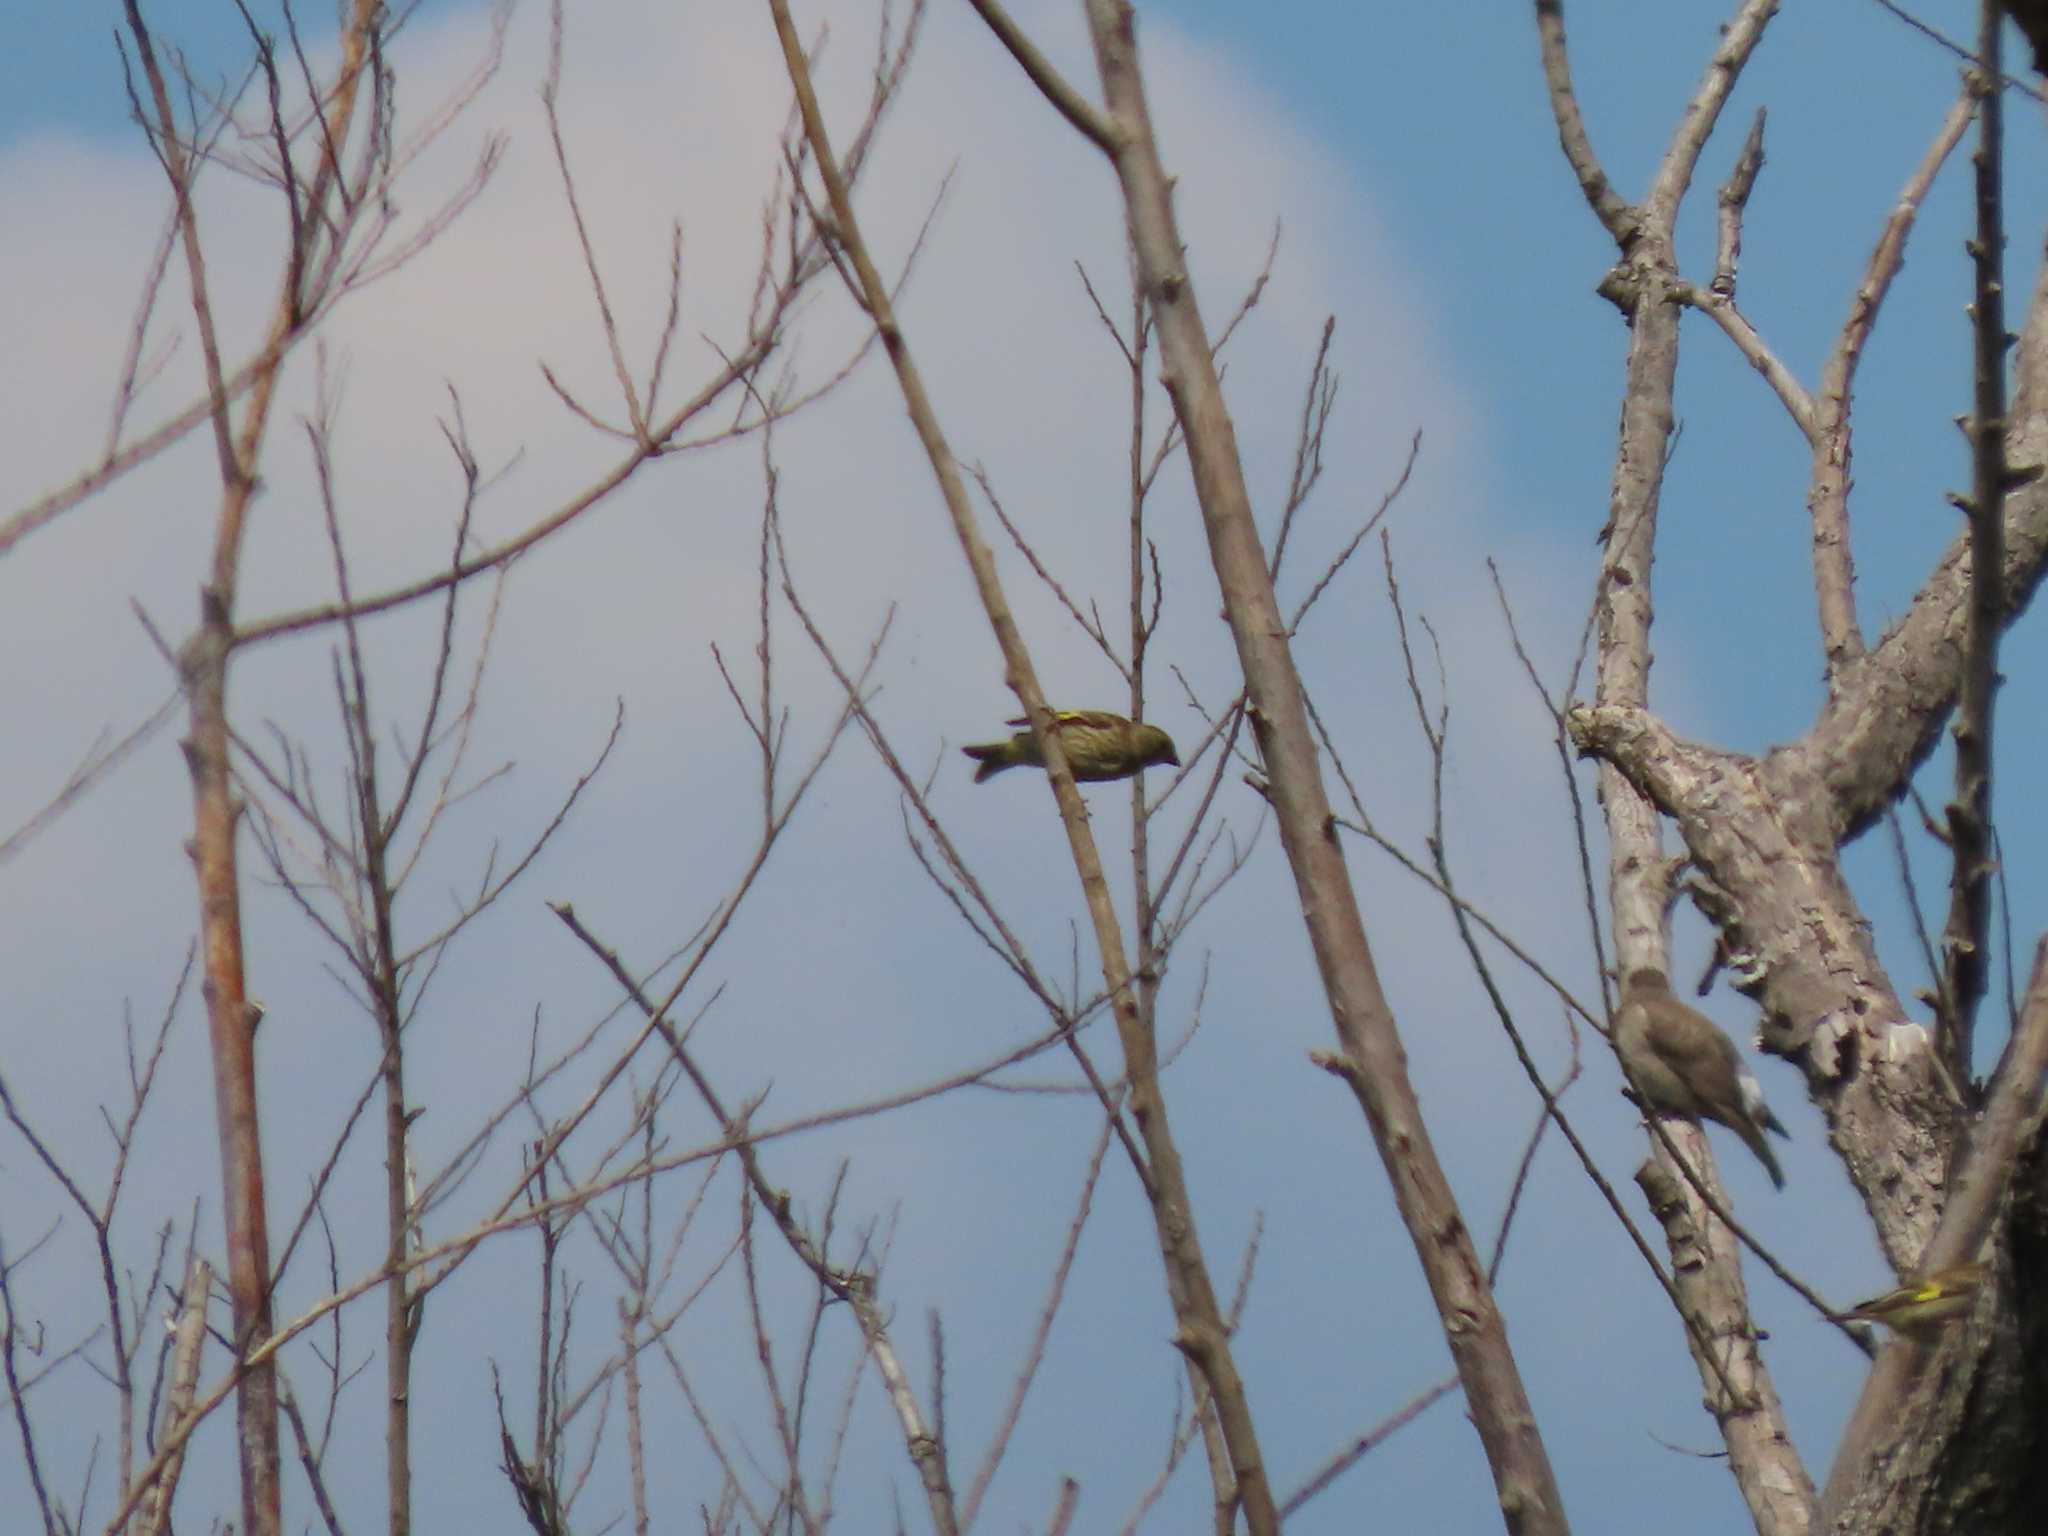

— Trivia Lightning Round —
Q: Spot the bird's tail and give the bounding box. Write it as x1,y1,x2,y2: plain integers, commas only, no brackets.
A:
1739,1073,1791,1140
1738,1122,1787,1190
962,744,1013,783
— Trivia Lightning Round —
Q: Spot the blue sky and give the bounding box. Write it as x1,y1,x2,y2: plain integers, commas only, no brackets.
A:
3,2,2042,1532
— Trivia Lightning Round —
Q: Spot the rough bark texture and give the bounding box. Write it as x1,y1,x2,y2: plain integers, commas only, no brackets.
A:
1551,9,2048,1520
1564,309,2048,1536
1541,4,1820,1530
1567,708,1956,1270
1579,252,1816,1530
1637,1162,1813,1535
1819,940,2048,1530
1564,251,2048,1285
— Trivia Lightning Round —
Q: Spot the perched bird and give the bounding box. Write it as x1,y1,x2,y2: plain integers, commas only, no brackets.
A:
962,710,1179,785
1837,1261,1988,1340
1613,967,1790,1189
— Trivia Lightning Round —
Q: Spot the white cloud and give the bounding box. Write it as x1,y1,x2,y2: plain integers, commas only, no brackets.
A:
0,4,1706,1532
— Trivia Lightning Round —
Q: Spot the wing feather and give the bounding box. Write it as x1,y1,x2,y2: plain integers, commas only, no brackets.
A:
1003,710,1130,731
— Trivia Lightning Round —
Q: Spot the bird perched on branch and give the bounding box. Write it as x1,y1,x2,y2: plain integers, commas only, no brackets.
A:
1836,1261,1988,1340
962,710,1179,784
1613,967,1790,1189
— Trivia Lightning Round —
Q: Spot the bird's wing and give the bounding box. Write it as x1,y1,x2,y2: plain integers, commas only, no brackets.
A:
1747,1087,1790,1139
1643,1003,1741,1091
1004,710,1126,731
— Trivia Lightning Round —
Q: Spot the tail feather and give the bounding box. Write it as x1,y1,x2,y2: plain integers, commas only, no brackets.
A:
962,744,1013,783
1736,1121,1787,1189
1739,1072,1790,1139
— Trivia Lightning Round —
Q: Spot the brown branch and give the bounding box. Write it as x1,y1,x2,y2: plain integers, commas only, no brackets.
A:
0,691,184,867
1569,705,1956,1262
1711,107,1766,298
1551,4,1816,1527
1280,1376,1459,1520
1286,429,1418,635
137,1256,210,1536
316,413,422,1536
765,2,1278,1528
1486,558,1613,1013
1266,315,1336,582
959,0,1117,152
1615,973,1820,1533
233,329,781,646
130,3,373,1525
1046,1476,1081,1536
957,1113,1116,1528
96,13,510,1530
1286,942,1580,1522
770,511,1158,1189
973,462,1125,676
1810,83,1978,680
557,895,961,1536
1070,3,1565,1530
541,0,649,445
1372,549,1786,1386
106,1039,1085,1536
1821,931,2048,1526
1677,284,1817,437
1874,0,2048,98
1678,104,1818,433
276,1381,346,1536
1531,1,1638,244
1644,2,1778,231
1935,37,2009,1084
0,1229,60,1535
1633,1155,1809,1499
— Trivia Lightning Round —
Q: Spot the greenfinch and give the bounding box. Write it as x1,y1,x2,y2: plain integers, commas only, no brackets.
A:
1838,1261,1988,1338
963,710,1179,784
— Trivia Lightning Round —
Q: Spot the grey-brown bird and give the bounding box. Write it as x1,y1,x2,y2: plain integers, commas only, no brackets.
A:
1614,968,1789,1189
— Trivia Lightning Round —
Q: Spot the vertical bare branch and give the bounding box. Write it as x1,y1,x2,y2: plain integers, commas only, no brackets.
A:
1810,87,1977,681
619,1300,649,1536
1711,108,1765,298
540,0,650,445
1532,0,1638,242
762,2,1278,1528
137,1256,210,1536
1537,4,1819,1531
1067,3,1567,1530
122,4,396,1530
0,1231,61,1536
311,390,426,1536
1936,17,2011,1086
